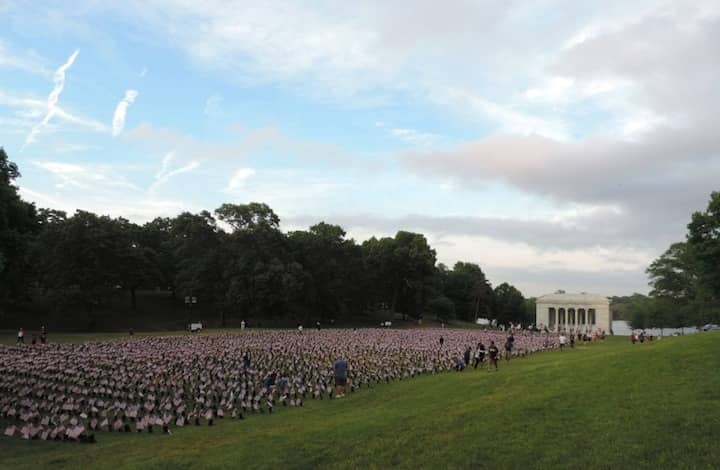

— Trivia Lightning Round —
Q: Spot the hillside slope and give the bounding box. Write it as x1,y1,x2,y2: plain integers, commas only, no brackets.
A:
1,332,718,469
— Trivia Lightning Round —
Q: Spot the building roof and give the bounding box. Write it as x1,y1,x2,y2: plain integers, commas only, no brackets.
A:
536,292,608,305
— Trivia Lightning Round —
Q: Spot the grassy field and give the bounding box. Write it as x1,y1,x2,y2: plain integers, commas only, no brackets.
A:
1,331,718,469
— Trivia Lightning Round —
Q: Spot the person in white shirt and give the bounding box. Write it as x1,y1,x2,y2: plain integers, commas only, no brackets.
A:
558,334,567,351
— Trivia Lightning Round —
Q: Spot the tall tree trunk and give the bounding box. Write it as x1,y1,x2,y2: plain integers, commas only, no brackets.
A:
391,286,399,313
130,288,137,311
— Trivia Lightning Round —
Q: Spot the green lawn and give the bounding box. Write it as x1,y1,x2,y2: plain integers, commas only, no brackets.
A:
1,332,718,469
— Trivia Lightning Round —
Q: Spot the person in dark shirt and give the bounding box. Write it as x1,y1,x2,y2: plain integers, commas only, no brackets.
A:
334,356,347,398
504,333,514,361
487,341,499,372
463,347,471,367
264,371,277,389
473,342,486,369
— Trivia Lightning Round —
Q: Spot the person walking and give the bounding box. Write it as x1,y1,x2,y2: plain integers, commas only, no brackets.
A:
504,333,514,361
334,356,348,398
487,341,499,372
454,353,465,371
17,328,24,345
559,333,567,351
473,342,486,369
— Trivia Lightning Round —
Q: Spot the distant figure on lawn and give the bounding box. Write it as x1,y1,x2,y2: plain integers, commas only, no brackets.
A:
17,328,24,344
488,341,499,371
243,351,252,369
559,334,567,351
40,326,47,344
334,356,347,398
630,332,637,344
504,333,514,361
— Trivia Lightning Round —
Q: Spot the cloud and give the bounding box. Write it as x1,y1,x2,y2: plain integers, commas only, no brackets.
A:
0,88,108,138
126,122,365,169
22,49,79,149
283,212,653,296
112,89,139,137
19,184,199,224
96,1,580,133
375,121,441,147
0,40,50,76
33,160,142,192
149,151,200,195
400,123,720,256
204,93,223,118
223,168,256,193
284,209,635,252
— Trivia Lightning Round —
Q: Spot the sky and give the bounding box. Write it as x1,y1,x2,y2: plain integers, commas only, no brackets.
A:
1,0,719,297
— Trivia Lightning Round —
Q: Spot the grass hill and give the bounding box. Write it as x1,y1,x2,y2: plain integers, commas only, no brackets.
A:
1,331,718,469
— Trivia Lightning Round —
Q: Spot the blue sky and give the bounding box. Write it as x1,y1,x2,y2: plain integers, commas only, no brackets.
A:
2,0,719,296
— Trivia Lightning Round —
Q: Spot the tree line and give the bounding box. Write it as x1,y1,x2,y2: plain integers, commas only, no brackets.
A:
618,191,720,330
0,148,531,329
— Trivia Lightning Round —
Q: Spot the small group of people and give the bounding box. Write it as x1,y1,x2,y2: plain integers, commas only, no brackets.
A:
16,327,48,346
454,340,501,372
630,331,655,344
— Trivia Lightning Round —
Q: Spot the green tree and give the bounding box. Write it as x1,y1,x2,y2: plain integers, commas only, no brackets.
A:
493,282,526,326
361,236,398,311
687,191,720,300
289,222,363,323
215,202,280,231
113,218,162,311
628,298,651,330
216,203,303,324
392,231,437,319
444,262,493,322
428,295,455,321
0,148,38,313
140,217,177,294
646,242,697,300
169,211,226,324
525,297,537,326
33,211,127,328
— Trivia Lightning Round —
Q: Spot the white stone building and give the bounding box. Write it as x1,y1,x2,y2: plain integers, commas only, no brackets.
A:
535,292,611,333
